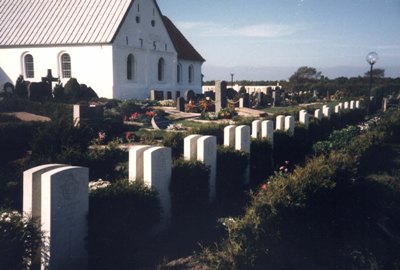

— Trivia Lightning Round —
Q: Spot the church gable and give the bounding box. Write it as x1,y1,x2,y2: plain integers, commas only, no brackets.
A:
0,0,133,47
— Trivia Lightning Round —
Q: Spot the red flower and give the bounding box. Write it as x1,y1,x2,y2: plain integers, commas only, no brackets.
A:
260,183,268,190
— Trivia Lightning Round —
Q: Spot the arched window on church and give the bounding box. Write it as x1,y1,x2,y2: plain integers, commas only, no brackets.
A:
61,53,71,78
188,65,194,84
24,54,34,78
158,58,165,81
177,63,182,83
127,54,135,80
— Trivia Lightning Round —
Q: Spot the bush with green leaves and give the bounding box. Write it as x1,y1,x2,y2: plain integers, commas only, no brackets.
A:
88,180,160,269
216,146,249,205
198,109,400,270
313,125,360,155
170,159,210,225
0,210,42,270
250,139,273,187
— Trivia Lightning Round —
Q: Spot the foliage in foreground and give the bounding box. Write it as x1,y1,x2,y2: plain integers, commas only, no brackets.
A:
88,180,160,270
0,210,42,270
198,110,400,270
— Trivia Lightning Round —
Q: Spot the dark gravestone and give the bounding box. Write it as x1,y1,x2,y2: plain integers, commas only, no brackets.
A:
28,82,52,101
2,82,14,94
167,91,172,99
215,81,227,113
184,89,195,102
41,69,58,89
242,94,250,108
150,90,164,101
175,91,180,99
151,115,172,130
176,97,185,112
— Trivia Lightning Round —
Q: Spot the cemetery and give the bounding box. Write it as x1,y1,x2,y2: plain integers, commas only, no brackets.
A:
1,75,400,270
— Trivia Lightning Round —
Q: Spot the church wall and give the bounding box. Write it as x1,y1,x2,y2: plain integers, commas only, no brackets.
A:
0,45,114,98
176,59,203,93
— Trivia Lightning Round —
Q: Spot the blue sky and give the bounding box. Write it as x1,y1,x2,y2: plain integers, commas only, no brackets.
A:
157,0,400,81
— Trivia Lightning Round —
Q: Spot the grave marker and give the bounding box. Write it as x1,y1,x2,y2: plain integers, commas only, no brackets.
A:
129,145,153,183
215,81,227,113
184,135,203,161
197,136,217,202
251,120,262,139
299,110,309,128
41,166,89,270
224,125,236,147
261,120,274,145
314,109,322,120
275,115,285,130
285,116,295,135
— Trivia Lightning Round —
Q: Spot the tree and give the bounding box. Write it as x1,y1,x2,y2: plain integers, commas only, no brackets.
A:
289,66,322,83
364,68,385,79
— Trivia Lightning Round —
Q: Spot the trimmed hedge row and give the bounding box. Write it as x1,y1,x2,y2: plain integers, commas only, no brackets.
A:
198,109,400,270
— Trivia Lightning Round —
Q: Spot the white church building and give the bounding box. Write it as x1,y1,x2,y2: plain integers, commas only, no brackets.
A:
0,0,205,100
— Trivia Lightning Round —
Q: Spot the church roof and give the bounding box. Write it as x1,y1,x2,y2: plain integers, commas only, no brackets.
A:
0,0,133,46
162,16,205,63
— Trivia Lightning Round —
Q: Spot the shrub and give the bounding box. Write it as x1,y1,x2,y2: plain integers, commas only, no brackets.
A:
198,108,400,270
163,131,187,159
0,210,42,270
85,142,127,181
170,159,210,225
216,146,249,205
250,139,273,187
88,180,160,269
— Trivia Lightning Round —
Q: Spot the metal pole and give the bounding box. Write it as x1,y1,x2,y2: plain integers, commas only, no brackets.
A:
368,63,374,115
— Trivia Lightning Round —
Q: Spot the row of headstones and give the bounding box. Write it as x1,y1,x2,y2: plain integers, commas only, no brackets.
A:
150,89,196,102
22,100,362,269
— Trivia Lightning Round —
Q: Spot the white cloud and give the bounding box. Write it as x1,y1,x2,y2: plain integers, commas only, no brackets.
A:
176,21,297,38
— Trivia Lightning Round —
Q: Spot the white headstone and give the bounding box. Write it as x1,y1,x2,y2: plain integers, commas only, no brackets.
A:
23,164,66,220
314,109,322,120
284,116,295,135
276,115,285,130
323,106,332,119
251,120,262,139
235,125,251,153
129,145,153,183
224,125,236,147
41,166,89,270
355,100,360,109
350,100,355,109
344,101,349,109
239,97,244,108
143,147,172,227
184,134,202,161
338,102,343,110
73,105,80,127
261,120,274,145
335,105,340,113
197,136,217,202
299,110,309,128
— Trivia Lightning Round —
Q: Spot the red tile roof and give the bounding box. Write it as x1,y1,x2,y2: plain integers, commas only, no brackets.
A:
162,16,205,63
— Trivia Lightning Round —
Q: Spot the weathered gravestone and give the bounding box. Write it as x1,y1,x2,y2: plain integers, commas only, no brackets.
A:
2,82,14,94
73,104,104,127
150,90,164,101
322,105,332,119
215,81,227,113
176,97,185,112
151,115,172,130
23,165,89,270
184,89,196,102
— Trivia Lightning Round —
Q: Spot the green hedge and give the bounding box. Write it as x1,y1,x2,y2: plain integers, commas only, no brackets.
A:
199,109,400,270
250,139,273,187
88,180,160,269
170,159,210,225
216,146,249,205
0,210,42,270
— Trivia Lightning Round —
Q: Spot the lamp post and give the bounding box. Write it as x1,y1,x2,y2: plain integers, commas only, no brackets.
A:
230,73,234,88
366,51,378,115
